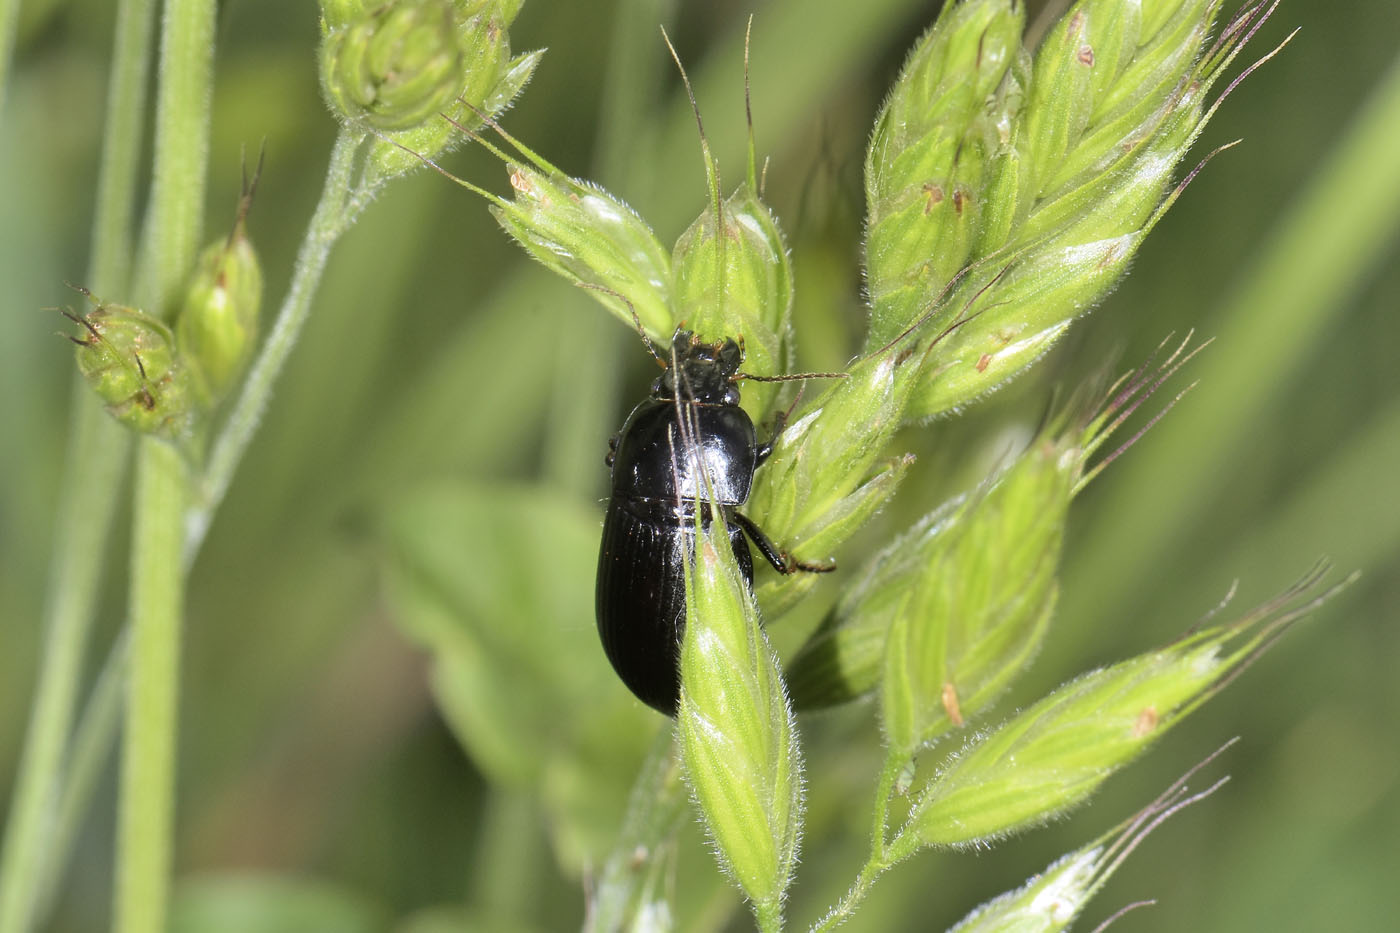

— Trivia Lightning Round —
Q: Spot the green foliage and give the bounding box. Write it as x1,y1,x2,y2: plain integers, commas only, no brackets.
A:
383,483,656,873
945,744,1233,933
864,0,1025,344
455,1,1351,928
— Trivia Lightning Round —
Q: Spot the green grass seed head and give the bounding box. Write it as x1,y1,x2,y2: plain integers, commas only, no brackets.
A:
866,0,1276,420
678,515,803,927
672,185,793,421
905,565,1348,851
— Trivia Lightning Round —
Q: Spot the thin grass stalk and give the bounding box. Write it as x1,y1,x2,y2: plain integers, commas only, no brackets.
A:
0,0,158,929
34,630,128,925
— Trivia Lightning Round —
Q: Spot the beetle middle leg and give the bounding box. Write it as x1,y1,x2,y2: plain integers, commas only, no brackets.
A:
733,511,837,575
754,384,807,466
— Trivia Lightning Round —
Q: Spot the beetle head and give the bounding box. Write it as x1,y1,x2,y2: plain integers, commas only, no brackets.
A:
653,329,743,405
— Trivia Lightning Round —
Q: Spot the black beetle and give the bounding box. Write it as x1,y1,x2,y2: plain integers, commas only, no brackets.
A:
596,328,830,715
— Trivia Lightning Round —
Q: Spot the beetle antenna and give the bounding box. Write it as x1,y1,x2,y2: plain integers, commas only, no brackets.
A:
738,369,847,383
577,282,665,369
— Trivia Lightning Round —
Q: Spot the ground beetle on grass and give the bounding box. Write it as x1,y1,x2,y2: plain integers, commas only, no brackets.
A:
596,327,835,715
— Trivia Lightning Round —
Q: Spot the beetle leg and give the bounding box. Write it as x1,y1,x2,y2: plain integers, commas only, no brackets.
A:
755,382,808,466
733,511,837,575
755,412,788,466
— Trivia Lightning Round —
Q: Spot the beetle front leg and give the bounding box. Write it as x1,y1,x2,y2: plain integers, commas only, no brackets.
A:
733,511,837,575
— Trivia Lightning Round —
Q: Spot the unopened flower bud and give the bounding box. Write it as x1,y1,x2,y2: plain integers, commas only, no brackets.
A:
360,0,541,180
65,291,191,439
320,0,468,132
177,171,263,407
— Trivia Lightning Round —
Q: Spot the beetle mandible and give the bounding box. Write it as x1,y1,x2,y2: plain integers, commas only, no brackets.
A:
595,328,832,715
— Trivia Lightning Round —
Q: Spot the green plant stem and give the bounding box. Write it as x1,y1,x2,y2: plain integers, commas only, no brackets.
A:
0,406,128,933
1064,47,1400,632
112,1,213,929
6,125,367,928
189,129,364,558
131,0,215,316
0,0,18,116
757,899,783,933
35,630,129,926
114,439,187,933
809,750,909,932
868,749,905,853
810,857,885,933
0,0,156,929
6,126,365,927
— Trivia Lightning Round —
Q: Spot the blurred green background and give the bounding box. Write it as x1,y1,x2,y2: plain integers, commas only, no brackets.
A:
1,0,1397,930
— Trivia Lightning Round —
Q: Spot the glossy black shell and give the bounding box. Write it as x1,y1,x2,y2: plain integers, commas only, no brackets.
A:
596,334,760,715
